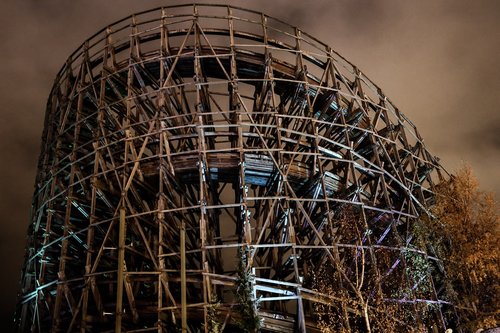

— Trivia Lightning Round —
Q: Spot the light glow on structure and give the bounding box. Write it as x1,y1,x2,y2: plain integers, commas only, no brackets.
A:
16,4,455,332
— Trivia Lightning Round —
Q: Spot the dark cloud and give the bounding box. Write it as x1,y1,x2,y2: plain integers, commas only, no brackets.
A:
0,0,499,330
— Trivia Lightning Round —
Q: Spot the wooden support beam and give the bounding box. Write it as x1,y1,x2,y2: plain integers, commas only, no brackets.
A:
115,207,126,333
180,220,187,332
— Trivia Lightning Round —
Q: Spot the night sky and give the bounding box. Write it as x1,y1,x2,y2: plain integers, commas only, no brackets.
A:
1,0,499,330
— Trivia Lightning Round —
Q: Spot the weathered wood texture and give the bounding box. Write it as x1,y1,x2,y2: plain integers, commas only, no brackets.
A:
16,4,453,332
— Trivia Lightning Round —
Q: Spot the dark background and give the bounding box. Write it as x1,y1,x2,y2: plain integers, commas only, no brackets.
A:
1,0,498,331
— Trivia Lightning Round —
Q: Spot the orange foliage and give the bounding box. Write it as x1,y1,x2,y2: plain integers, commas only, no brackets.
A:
432,166,499,330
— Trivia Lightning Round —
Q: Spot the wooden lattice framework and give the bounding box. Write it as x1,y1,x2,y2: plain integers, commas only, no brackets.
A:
16,4,455,332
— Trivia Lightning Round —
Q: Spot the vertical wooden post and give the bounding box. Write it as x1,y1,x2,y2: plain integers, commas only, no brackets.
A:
115,207,126,332
181,220,187,332
297,293,306,333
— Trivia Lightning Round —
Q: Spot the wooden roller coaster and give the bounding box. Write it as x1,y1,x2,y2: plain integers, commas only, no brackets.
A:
16,4,455,332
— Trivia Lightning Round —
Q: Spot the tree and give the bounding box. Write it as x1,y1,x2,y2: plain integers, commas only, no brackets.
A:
311,166,499,332
427,166,499,331
234,247,262,332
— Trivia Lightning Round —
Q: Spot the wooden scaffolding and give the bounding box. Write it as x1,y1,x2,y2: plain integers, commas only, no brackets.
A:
16,4,454,332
